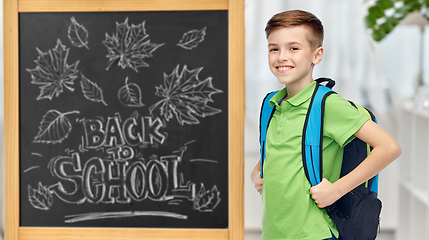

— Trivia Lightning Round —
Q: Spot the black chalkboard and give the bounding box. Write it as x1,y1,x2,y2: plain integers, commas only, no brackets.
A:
19,11,228,228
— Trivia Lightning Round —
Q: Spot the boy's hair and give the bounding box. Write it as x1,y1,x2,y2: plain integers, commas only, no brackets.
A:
265,10,324,50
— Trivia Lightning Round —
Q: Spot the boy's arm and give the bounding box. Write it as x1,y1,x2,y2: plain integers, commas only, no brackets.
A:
310,120,402,208
251,159,263,195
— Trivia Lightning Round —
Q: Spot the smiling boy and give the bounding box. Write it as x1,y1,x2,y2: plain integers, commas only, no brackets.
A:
250,10,401,240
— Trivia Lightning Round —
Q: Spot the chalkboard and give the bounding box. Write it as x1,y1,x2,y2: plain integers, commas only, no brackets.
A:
19,11,229,228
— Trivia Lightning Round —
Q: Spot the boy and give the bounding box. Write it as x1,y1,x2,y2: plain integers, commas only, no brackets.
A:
250,10,401,240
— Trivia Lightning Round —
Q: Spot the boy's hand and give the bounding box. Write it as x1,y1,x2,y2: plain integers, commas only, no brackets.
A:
309,178,341,208
251,160,263,195
250,168,263,195
253,175,263,195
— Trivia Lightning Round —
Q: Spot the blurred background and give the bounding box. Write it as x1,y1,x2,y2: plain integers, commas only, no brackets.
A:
2,0,429,239
244,0,429,239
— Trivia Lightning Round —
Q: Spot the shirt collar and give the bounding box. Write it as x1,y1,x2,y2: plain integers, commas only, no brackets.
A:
269,81,317,107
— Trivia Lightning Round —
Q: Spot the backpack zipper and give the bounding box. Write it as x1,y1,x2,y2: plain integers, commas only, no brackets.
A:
337,208,346,220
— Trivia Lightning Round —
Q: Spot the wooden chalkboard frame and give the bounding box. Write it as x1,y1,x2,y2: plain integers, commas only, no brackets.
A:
4,0,244,239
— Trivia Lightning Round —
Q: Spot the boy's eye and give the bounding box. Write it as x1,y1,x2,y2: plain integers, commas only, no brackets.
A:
290,47,299,51
269,48,278,52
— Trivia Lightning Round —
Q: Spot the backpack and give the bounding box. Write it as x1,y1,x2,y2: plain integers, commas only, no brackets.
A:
259,78,382,240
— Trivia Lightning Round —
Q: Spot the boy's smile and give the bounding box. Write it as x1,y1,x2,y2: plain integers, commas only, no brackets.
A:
267,26,323,96
277,66,293,73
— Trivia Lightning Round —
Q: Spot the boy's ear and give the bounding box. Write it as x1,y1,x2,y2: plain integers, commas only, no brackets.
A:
312,47,323,65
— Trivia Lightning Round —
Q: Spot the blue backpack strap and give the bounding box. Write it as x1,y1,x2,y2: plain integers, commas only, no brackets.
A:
370,175,379,193
302,82,336,186
259,90,280,178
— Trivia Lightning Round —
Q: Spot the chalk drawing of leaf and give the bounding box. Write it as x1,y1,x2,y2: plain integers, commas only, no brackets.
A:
177,27,207,50
28,182,53,210
118,77,144,107
80,74,107,106
68,16,89,49
149,65,222,125
34,110,80,144
26,39,80,100
193,184,221,212
102,18,164,72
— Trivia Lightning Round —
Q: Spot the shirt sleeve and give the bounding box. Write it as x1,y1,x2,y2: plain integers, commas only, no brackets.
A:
323,94,370,147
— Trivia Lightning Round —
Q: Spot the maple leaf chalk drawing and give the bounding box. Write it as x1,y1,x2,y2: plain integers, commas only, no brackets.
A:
118,77,145,107
68,16,89,49
26,39,80,100
102,18,164,72
150,65,223,125
80,74,108,106
177,27,207,50
33,110,80,144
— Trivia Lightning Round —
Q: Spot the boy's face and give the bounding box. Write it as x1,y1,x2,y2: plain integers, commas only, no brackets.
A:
267,26,323,87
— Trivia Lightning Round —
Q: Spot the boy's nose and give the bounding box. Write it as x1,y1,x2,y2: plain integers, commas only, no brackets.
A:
279,52,289,62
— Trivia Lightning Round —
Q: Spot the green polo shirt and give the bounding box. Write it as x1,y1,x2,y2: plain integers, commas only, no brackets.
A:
261,81,369,240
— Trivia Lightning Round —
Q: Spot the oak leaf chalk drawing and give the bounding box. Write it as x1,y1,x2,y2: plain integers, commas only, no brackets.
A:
68,16,89,49
118,77,145,107
177,27,207,50
150,65,223,125
26,39,80,100
28,182,53,210
103,18,164,72
193,184,221,212
80,74,108,106
33,110,80,144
